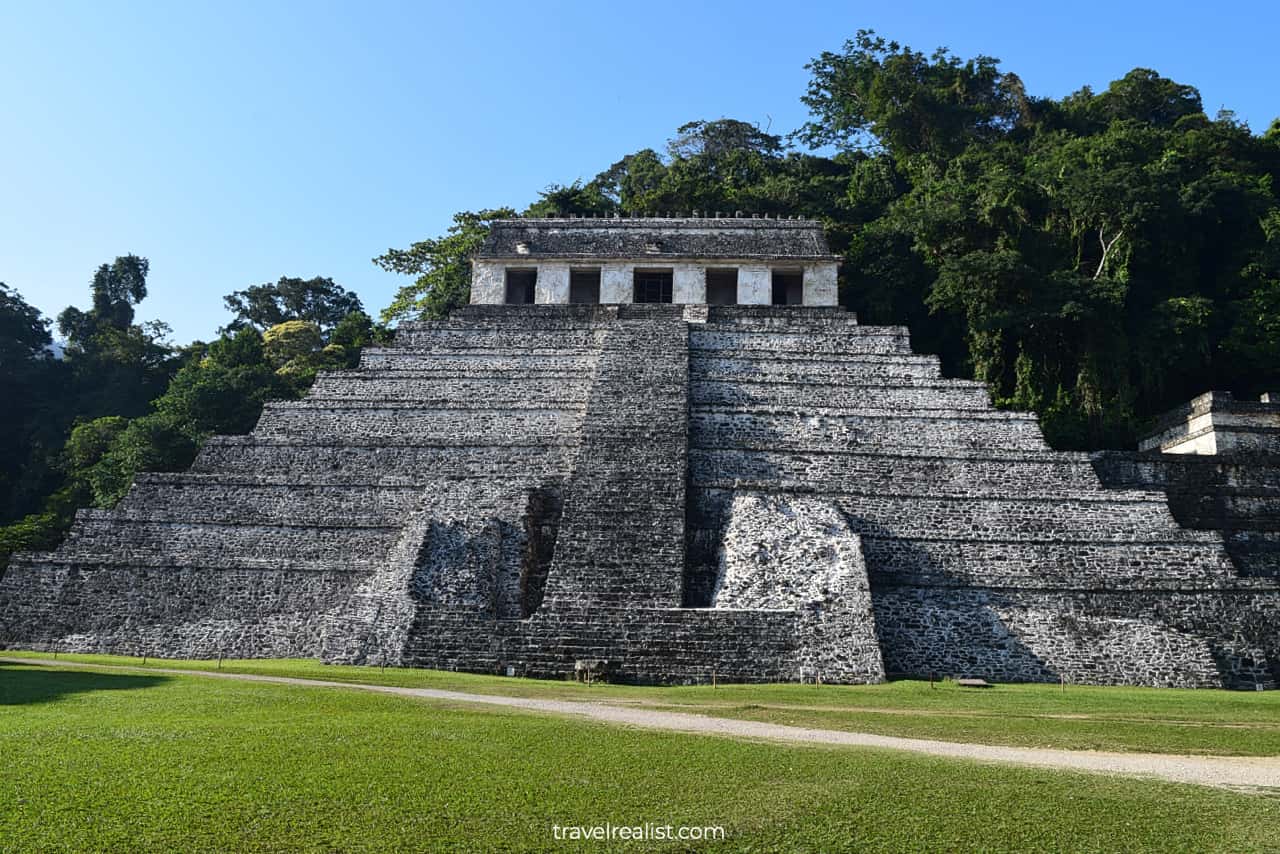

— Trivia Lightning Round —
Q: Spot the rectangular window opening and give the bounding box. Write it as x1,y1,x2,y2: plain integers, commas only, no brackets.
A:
771,270,804,306
569,269,601,304
505,269,537,304
705,268,738,305
633,269,674,304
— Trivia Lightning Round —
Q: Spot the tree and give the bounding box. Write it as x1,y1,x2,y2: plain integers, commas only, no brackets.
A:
222,276,364,334
57,255,150,346
789,35,1280,446
524,182,617,218
596,149,669,212
328,310,388,368
61,314,372,510
2,261,387,562
375,208,516,323
668,119,785,160
152,328,288,437
81,413,196,508
58,415,133,509
0,285,64,523
0,260,168,559
1,259,176,535
1093,68,1204,129
0,283,53,365
1222,209,1280,382
797,30,1028,159
263,320,324,368
656,120,791,214
53,255,177,421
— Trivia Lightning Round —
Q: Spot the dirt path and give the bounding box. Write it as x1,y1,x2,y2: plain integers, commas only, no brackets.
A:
8,657,1279,792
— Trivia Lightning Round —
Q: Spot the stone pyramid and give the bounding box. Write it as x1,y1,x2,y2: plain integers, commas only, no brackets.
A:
2,303,1277,687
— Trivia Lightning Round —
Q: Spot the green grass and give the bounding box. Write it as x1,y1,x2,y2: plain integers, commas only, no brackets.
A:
2,662,1279,853
5,650,1280,756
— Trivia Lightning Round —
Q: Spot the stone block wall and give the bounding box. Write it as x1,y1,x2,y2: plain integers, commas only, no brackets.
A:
872,587,1278,688
684,307,1280,688
1093,450,1280,579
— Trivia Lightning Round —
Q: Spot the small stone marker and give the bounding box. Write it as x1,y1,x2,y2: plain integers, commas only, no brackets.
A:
956,678,993,689
575,659,609,684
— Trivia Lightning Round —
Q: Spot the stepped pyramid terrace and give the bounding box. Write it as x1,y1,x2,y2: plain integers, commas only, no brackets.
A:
2,216,1279,688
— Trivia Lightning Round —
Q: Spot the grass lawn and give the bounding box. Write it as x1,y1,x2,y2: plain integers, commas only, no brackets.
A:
2,661,1280,853
5,650,1280,756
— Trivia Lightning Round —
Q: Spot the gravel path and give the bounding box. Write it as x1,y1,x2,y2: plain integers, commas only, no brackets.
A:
8,657,1279,792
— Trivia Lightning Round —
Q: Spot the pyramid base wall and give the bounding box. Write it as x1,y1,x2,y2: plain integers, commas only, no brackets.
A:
4,561,1279,690
0,560,367,660
873,587,1280,689
393,605,884,685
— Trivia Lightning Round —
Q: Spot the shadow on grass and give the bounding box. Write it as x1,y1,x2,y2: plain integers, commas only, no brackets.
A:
0,664,170,706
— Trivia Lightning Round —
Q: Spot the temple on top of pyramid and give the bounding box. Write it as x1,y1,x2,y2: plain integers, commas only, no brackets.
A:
469,215,839,306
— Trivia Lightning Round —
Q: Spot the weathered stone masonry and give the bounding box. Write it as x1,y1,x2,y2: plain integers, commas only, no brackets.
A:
2,222,1279,688
1092,391,1280,586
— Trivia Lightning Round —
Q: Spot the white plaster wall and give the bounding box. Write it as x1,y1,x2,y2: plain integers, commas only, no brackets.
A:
536,263,570,304
601,263,634,303
475,257,842,306
804,262,839,306
470,261,505,304
1163,432,1219,455
737,265,772,305
1160,411,1218,454
673,263,706,303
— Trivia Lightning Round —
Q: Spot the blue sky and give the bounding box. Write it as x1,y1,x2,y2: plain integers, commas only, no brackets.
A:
3,0,1277,344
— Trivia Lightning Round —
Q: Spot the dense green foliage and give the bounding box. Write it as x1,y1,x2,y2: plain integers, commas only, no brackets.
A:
0,285,64,528
382,32,1280,448
222,275,365,333
0,259,182,558
4,661,1279,852
808,38,1280,447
